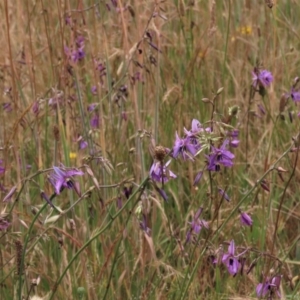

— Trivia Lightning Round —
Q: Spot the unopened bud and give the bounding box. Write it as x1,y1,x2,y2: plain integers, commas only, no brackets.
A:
216,87,224,95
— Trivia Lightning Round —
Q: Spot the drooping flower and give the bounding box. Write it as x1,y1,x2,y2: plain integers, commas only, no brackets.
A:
91,86,97,95
256,275,282,299
218,188,230,202
193,170,203,186
32,101,39,115
222,240,240,276
123,186,133,199
3,186,17,202
252,69,273,88
207,139,235,171
87,103,97,112
240,211,253,226
149,160,176,184
90,113,100,128
0,218,10,231
186,208,209,243
0,159,5,175
3,103,12,113
139,214,151,236
49,165,84,195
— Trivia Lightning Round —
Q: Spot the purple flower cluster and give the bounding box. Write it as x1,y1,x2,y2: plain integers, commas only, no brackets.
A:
172,119,202,160
64,36,85,63
88,103,100,129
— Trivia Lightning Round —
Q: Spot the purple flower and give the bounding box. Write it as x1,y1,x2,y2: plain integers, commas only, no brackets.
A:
3,103,12,112
258,103,266,115
222,240,240,276
123,186,133,199
91,86,97,95
90,113,100,128
87,103,97,112
41,191,56,209
252,69,273,88
64,36,85,63
193,171,203,186
3,186,17,202
149,160,176,183
32,101,39,115
79,139,88,150
184,119,202,135
288,88,300,102
186,208,208,243
49,165,84,195
0,218,10,231
139,214,151,236
157,188,168,201
218,188,230,201
172,133,198,160
207,139,235,171
240,212,253,226
256,275,282,298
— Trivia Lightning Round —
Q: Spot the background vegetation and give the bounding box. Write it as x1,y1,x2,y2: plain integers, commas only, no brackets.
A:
1,0,300,299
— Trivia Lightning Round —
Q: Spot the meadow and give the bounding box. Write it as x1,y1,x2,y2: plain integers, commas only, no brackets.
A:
1,0,300,299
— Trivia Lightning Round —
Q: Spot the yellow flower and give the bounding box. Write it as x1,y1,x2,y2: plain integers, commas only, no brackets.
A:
239,26,252,35
69,152,77,159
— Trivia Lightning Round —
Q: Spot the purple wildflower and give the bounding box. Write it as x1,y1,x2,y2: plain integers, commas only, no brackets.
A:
240,211,253,226
186,208,209,243
258,103,266,115
87,103,97,112
288,88,300,102
252,69,273,88
0,160,5,175
0,218,10,231
123,186,133,199
256,275,282,299
49,165,84,195
3,103,12,112
91,86,97,95
222,240,240,276
79,139,88,150
172,133,198,160
207,139,235,171
184,119,202,135
32,101,39,115
116,196,122,209
90,113,100,128
157,188,168,201
139,214,151,236
64,36,85,63
41,191,56,209
121,111,127,121
3,186,17,202
149,160,176,184
218,188,230,201
193,171,203,186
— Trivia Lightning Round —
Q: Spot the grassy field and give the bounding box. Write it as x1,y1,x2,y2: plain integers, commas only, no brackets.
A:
1,0,300,299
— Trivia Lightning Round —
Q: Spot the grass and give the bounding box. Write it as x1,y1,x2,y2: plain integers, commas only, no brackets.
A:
1,0,300,299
